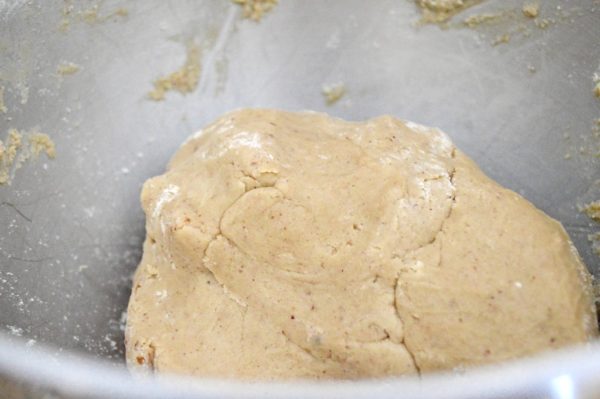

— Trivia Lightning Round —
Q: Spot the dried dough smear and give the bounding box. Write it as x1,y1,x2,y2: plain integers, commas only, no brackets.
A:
126,109,597,379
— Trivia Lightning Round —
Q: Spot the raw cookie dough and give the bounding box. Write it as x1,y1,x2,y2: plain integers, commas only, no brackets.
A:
125,109,597,379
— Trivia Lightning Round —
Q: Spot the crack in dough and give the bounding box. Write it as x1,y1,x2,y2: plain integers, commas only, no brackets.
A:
126,109,597,379
200,183,286,307
388,164,456,375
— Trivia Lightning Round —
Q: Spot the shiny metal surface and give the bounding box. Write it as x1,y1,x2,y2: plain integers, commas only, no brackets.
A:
0,0,598,398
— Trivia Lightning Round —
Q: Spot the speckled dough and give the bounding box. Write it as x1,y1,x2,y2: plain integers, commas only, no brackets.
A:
125,109,597,379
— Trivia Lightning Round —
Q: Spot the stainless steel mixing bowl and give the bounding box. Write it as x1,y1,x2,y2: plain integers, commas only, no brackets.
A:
0,0,598,398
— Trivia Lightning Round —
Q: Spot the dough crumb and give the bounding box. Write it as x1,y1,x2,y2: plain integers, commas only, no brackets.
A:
57,62,80,76
0,129,56,185
416,0,482,24
233,0,278,21
321,83,346,105
0,86,7,114
0,130,23,185
522,3,539,18
29,133,56,159
148,44,202,101
492,33,511,46
582,201,600,222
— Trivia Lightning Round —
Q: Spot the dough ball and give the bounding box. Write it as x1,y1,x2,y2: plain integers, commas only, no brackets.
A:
125,109,597,379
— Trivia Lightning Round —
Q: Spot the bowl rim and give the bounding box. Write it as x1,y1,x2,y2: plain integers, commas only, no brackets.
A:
0,334,599,399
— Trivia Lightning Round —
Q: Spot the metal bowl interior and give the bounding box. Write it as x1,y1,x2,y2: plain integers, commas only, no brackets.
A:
0,0,599,398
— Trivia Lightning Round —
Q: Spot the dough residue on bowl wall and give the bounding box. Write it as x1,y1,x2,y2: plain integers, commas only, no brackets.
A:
422,1,592,50
60,1,128,32
0,129,56,185
492,33,511,46
462,12,505,28
57,62,80,76
585,200,600,259
148,44,202,101
232,0,278,21
0,87,7,114
589,233,600,258
416,0,483,25
79,6,128,24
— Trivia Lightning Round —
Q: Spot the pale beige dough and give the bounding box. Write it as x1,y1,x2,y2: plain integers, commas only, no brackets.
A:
125,109,597,379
